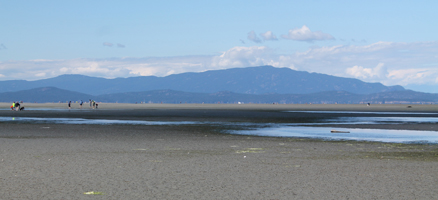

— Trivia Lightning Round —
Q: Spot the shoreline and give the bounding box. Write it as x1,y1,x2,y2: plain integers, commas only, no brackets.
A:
1,102,438,133
2,102,438,112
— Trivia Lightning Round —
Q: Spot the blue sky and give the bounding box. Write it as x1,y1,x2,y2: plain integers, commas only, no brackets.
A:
1,0,438,93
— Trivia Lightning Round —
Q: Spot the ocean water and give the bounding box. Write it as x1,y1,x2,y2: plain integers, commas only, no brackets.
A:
231,115,438,143
0,117,200,125
285,111,438,115
229,126,438,144
322,117,438,124
1,115,437,143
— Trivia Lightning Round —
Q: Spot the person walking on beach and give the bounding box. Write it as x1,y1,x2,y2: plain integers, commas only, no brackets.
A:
89,99,92,108
68,101,71,110
12,102,15,111
80,100,83,109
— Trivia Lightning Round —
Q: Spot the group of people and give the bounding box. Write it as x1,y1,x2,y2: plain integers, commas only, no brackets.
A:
68,100,98,109
11,101,24,111
89,99,98,109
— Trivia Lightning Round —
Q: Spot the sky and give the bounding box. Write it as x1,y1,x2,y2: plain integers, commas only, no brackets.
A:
1,0,438,93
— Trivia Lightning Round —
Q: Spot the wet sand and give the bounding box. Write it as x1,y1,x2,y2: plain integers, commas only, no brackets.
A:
1,103,437,199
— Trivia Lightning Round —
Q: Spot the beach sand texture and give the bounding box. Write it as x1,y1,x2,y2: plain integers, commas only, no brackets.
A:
1,103,438,199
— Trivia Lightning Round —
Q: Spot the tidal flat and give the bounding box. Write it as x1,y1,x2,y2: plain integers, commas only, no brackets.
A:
1,103,437,199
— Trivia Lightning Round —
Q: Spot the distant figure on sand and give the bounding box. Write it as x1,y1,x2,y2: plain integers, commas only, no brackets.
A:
80,100,83,109
15,102,20,111
89,99,92,108
92,100,96,109
11,102,15,111
68,101,71,110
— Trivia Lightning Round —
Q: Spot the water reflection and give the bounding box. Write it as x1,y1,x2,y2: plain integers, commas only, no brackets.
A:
323,117,438,124
286,111,438,115
1,116,437,143
229,126,438,144
0,117,200,125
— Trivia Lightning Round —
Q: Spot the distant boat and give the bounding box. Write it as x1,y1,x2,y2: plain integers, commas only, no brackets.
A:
331,130,350,133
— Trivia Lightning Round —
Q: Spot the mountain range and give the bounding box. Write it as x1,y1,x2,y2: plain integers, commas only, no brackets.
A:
1,66,437,104
0,66,403,95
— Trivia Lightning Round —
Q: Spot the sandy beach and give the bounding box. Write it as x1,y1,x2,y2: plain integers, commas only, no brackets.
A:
1,103,437,199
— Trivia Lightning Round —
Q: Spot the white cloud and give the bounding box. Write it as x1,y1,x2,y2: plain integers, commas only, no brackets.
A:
211,46,295,69
0,56,214,80
247,31,261,43
346,63,387,80
290,42,438,86
260,31,278,41
212,46,269,67
35,72,46,77
281,25,334,42
387,68,438,85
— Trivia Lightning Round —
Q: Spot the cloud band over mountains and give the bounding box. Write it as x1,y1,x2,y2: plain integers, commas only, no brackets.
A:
1,41,437,92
